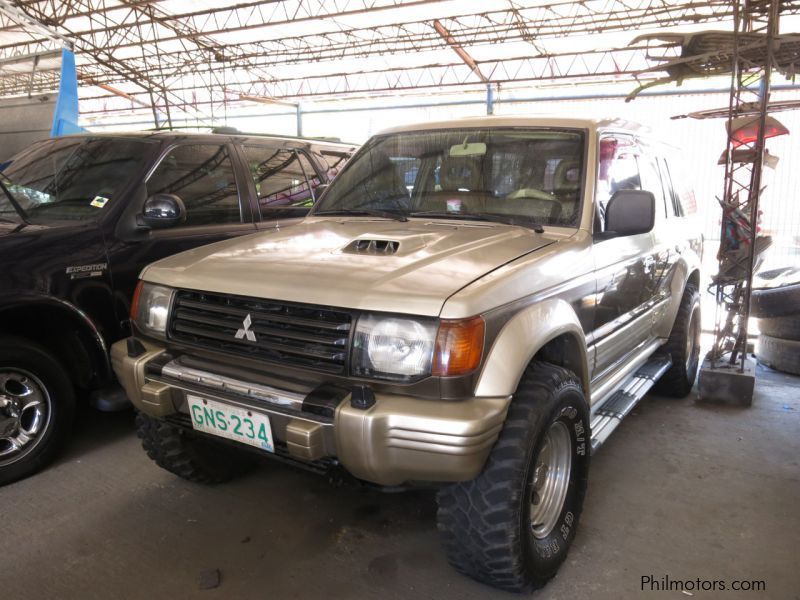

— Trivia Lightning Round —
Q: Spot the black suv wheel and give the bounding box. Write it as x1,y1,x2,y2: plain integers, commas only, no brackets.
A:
0,336,75,486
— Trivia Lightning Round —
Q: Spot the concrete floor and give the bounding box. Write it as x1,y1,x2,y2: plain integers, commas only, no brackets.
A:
2,364,798,600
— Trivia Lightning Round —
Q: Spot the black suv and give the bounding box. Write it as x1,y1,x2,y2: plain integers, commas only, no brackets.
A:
0,131,355,484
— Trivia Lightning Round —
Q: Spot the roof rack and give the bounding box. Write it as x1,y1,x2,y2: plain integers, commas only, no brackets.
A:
140,124,356,146
209,126,355,145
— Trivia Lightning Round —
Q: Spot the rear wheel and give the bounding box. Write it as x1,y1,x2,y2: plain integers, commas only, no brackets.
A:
0,336,75,486
136,412,254,484
654,283,701,398
437,362,590,592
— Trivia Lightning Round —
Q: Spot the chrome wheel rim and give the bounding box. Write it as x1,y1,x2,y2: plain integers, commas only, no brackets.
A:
685,304,701,372
0,369,51,467
529,420,572,539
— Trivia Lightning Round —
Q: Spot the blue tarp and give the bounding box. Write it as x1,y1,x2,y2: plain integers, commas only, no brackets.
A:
50,48,85,137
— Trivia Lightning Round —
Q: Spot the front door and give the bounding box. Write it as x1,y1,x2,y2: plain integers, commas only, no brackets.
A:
590,134,659,380
107,142,257,330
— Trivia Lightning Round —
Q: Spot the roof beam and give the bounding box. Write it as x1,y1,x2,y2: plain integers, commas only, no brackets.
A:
0,47,59,67
0,0,72,48
7,0,214,122
0,0,744,59
432,19,487,83
9,0,800,107
83,44,666,105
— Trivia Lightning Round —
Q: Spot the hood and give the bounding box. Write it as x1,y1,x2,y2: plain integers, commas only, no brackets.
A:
143,218,559,316
0,220,50,236
0,220,86,251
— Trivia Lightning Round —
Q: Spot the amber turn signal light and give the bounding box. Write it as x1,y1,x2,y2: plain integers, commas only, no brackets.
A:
130,280,144,321
432,316,485,377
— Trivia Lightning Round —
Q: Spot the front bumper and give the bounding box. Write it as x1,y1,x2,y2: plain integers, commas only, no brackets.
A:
111,338,510,486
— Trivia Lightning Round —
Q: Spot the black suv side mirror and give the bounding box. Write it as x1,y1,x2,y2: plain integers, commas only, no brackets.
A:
601,189,655,238
139,193,186,229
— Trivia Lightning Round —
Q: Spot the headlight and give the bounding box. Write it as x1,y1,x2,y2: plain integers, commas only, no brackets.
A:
131,281,174,338
352,315,438,381
351,314,486,381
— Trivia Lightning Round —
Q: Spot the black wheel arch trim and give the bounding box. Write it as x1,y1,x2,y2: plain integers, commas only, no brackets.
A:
0,293,112,386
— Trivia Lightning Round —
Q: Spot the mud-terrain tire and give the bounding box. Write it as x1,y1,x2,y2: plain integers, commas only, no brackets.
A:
436,362,590,593
757,315,800,341
0,336,75,486
136,412,254,484
756,334,800,375
653,283,701,398
750,283,800,319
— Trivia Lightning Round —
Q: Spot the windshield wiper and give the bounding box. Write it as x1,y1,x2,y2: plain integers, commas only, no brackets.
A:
0,175,28,224
408,211,544,233
314,208,408,222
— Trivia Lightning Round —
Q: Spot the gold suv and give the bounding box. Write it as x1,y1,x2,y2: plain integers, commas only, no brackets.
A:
113,116,702,592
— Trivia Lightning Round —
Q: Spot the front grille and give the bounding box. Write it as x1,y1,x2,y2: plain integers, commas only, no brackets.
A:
169,290,352,374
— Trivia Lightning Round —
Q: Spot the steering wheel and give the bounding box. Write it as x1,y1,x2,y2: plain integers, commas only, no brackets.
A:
506,188,555,201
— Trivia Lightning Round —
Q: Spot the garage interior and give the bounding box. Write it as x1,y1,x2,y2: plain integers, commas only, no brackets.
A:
0,1,798,599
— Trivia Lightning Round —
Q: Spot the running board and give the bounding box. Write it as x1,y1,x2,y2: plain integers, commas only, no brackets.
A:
590,354,672,454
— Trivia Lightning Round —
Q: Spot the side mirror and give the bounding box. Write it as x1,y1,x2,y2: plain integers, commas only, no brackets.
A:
601,189,655,238
139,193,186,229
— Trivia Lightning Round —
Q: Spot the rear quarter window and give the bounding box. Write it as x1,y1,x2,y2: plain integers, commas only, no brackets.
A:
664,156,698,216
315,149,353,181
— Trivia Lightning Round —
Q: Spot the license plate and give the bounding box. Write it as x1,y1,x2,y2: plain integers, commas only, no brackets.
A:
186,394,274,453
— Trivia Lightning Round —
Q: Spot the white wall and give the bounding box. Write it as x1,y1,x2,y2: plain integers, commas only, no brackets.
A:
0,94,55,160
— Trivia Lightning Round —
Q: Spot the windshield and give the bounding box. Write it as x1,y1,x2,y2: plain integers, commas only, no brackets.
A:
0,137,151,224
314,127,585,228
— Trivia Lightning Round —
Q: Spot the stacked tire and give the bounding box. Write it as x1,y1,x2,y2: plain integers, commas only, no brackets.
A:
752,268,800,376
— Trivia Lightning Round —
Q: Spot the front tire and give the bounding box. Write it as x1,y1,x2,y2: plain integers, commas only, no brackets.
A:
136,412,253,484
0,336,75,486
437,362,590,592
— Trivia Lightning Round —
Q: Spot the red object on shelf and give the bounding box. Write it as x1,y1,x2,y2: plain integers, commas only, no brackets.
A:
727,115,789,148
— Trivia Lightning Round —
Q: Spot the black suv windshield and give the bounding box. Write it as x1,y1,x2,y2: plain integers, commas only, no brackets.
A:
313,127,585,228
0,137,151,224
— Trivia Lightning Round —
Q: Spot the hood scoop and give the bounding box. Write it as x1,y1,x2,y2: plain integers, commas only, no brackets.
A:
345,238,400,255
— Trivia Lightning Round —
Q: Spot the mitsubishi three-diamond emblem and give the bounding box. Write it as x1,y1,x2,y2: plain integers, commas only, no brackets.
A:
235,313,257,342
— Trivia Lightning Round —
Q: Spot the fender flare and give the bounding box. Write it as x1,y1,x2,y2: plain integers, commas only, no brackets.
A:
0,293,112,384
653,256,700,340
475,297,589,398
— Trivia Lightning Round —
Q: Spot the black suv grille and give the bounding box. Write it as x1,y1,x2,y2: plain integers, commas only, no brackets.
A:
169,290,353,374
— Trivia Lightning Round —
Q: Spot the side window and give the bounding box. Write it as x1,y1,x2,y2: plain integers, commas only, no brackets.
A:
297,153,325,201
315,150,351,181
657,157,681,217
597,136,642,229
147,144,242,227
242,146,314,218
637,152,668,220
663,157,697,216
